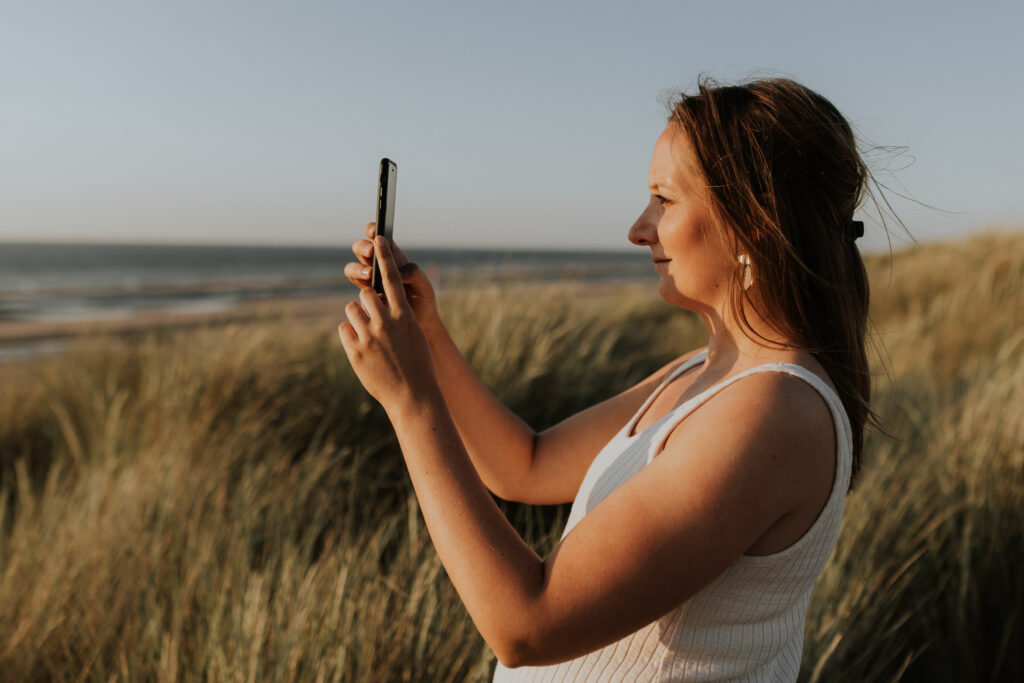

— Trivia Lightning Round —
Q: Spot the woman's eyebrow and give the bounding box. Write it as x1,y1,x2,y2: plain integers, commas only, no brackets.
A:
649,181,678,194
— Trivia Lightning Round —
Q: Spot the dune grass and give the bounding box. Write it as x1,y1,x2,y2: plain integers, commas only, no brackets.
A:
0,231,1021,681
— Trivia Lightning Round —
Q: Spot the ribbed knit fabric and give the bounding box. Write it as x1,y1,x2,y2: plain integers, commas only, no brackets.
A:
493,349,852,682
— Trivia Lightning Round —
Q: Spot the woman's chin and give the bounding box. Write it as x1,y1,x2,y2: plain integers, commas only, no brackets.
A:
657,279,702,313
657,280,684,308
656,276,680,302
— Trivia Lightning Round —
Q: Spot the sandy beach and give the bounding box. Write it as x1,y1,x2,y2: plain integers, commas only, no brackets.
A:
0,278,656,369
0,293,353,386
0,294,349,345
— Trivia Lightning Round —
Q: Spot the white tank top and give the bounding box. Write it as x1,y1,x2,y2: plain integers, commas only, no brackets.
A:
493,349,852,682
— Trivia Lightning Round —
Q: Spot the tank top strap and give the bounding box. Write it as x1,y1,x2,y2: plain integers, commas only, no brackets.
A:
646,362,853,492
626,349,708,437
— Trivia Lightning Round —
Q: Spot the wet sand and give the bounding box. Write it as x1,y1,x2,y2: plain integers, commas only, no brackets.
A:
0,295,357,374
0,279,657,364
0,294,348,345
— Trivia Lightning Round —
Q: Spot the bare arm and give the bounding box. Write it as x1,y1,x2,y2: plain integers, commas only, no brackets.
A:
421,318,699,504
346,222,697,504
416,318,536,499
338,240,834,667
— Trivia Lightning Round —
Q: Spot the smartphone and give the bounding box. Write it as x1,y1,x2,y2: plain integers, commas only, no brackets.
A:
371,158,397,295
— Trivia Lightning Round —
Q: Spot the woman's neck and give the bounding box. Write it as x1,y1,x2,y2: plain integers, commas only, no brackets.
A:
698,304,800,373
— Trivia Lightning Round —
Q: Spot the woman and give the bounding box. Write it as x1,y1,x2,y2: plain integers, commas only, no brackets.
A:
339,77,874,681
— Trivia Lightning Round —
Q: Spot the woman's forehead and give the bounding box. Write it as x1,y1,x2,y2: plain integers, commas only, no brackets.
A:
650,125,702,192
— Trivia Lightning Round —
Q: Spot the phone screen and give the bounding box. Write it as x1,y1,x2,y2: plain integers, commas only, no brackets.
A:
372,158,397,294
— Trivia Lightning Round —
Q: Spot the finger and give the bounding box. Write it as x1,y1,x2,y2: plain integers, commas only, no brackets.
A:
352,239,374,265
359,284,386,319
391,241,412,268
398,262,420,283
365,222,376,239
337,321,358,350
375,235,410,312
398,262,432,292
344,300,370,338
344,261,373,286
360,235,408,269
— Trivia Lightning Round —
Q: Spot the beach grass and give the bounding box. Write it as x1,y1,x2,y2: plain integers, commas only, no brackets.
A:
1,231,1021,681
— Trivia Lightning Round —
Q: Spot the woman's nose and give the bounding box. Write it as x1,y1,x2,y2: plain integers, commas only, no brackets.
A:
628,208,657,246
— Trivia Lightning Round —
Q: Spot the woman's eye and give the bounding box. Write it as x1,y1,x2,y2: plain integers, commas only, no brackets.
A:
654,195,669,206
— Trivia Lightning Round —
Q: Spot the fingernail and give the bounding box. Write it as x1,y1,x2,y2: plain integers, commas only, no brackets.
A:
362,266,371,276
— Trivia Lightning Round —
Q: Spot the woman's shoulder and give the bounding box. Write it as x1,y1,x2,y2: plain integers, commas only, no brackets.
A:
731,352,836,433
683,364,828,430
754,352,840,427
660,361,837,523
730,367,834,429
665,351,837,469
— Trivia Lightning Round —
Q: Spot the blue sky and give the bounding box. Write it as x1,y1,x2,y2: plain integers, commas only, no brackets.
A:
2,1,1021,251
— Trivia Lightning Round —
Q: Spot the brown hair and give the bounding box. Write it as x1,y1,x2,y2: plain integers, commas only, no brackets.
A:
669,76,877,485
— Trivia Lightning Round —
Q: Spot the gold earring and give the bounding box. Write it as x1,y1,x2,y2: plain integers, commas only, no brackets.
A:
738,254,752,290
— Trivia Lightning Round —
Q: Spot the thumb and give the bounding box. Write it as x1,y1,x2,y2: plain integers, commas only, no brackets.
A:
399,261,429,283
390,240,412,268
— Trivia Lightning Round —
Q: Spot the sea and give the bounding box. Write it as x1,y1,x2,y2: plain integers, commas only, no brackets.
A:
0,242,655,361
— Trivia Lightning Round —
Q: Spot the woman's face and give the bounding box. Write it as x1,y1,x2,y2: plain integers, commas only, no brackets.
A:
628,124,736,316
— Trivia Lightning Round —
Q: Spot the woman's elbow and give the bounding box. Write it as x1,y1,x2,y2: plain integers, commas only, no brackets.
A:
483,479,524,504
492,626,569,669
492,636,534,669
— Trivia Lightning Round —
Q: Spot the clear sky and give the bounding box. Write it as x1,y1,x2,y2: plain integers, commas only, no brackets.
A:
2,0,1021,251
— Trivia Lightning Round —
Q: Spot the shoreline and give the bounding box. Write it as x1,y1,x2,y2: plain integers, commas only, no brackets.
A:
0,278,658,364
0,294,352,364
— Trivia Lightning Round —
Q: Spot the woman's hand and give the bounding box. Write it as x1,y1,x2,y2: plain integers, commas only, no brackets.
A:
338,235,439,412
344,222,441,333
